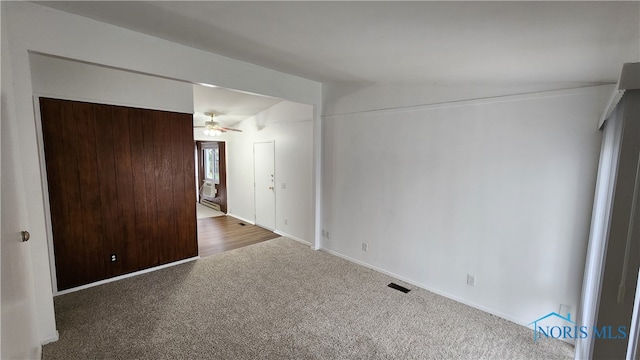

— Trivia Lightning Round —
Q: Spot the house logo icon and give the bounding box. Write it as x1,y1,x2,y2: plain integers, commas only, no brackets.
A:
527,312,575,342
527,311,628,342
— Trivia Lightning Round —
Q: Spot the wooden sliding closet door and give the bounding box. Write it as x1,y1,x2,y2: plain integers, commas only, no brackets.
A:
40,98,197,290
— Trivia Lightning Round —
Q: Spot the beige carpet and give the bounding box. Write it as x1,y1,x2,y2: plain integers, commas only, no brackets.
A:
43,237,573,359
196,202,225,219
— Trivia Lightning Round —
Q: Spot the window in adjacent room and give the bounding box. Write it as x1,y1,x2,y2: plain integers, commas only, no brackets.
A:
203,143,219,184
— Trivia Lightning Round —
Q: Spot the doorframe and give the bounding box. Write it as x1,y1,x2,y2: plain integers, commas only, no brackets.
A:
312,104,322,250
195,141,227,213
32,94,60,294
575,102,625,358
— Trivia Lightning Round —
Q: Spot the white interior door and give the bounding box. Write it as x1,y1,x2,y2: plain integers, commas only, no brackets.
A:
254,141,276,230
1,97,40,358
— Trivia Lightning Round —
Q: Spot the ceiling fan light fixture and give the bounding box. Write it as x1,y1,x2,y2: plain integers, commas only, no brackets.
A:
194,112,242,134
203,127,222,137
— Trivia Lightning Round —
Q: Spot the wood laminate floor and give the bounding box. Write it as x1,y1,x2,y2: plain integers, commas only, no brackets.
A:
197,216,280,258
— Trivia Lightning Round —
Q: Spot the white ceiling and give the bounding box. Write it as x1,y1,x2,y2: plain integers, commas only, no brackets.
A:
31,1,640,121
192,85,281,126
37,1,639,86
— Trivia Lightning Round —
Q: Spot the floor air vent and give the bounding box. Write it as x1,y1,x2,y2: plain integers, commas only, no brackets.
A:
388,283,410,293
238,223,246,226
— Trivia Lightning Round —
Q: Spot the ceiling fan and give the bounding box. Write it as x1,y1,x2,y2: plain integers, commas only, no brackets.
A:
194,113,243,136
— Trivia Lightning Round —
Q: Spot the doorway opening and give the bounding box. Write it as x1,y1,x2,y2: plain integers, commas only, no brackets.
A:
192,83,315,256
194,140,278,257
196,141,227,214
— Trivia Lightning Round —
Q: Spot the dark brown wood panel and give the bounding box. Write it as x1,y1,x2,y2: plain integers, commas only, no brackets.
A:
41,99,77,289
179,114,198,259
197,216,280,258
153,111,174,264
141,110,159,268
129,109,152,269
170,116,183,264
41,98,197,290
112,105,138,274
62,100,95,288
72,101,106,285
94,104,121,279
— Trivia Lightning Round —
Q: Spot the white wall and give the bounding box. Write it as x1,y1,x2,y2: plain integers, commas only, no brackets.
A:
3,1,321,346
30,54,193,113
321,85,614,327
200,101,314,243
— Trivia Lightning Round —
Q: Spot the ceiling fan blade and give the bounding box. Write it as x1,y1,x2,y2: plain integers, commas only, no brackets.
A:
221,127,243,132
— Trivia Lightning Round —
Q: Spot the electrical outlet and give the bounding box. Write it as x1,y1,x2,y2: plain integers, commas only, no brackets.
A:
325,231,330,239
559,304,571,318
110,254,117,262
322,229,326,237
466,274,475,287
361,242,368,251
281,183,287,189
284,218,288,225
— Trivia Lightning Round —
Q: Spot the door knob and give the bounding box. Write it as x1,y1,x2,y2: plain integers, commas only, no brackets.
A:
21,231,30,242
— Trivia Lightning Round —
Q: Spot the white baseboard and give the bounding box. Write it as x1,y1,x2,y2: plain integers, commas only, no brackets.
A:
319,247,528,328
226,213,255,225
41,331,59,345
274,230,311,246
55,256,199,296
